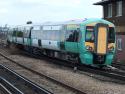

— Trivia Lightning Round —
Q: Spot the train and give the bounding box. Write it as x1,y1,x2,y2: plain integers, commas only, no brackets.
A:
7,18,116,67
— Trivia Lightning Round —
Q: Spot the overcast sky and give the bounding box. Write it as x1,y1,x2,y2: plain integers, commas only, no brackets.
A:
0,0,102,25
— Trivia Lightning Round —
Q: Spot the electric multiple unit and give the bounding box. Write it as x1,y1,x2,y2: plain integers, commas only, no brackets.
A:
7,18,116,67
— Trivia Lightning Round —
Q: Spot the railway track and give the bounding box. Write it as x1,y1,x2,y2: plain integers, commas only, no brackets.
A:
26,51,125,83
0,64,52,94
78,65,125,82
0,77,23,94
112,63,125,71
0,47,125,94
19,50,125,83
1,48,125,84
0,50,86,94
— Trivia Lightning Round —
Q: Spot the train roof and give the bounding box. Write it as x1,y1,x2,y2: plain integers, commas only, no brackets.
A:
41,18,87,26
10,18,114,28
40,18,114,26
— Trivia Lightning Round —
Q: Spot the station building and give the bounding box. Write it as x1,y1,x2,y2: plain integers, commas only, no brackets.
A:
94,0,125,63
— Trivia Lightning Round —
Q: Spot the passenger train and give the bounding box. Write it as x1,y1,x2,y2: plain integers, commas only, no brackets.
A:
7,18,116,67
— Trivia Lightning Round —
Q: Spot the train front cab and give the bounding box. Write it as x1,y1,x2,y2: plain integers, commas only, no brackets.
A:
80,22,115,66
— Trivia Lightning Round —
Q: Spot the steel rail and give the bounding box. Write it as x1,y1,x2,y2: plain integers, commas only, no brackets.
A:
112,63,125,71
21,51,125,82
77,65,125,82
0,51,86,94
0,83,12,94
0,77,23,94
30,51,125,82
0,64,53,94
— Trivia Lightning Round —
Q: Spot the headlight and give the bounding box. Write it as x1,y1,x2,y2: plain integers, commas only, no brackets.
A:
108,46,114,51
86,45,93,51
86,45,90,50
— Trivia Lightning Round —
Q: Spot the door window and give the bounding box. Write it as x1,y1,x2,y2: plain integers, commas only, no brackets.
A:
85,26,94,42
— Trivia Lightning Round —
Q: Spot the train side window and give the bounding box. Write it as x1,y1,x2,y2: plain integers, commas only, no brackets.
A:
48,30,61,41
46,31,50,40
49,31,52,40
23,27,32,38
10,29,14,35
85,26,94,42
32,26,41,31
56,30,61,41
117,38,122,51
66,29,79,42
16,29,23,37
42,30,51,40
24,29,30,38
56,31,59,40
74,29,79,42
12,30,16,36
66,30,73,42
108,27,115,43
12,28,17,37
23,29,26,38
42,31,46,40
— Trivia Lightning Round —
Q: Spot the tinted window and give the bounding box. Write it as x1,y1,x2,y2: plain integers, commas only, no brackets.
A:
42,30,61,41
17,30,23,37
12,28,17,36
108,27,115,43
85,26,94,42
23,27,31,38
33,26,41,31
66,29,79,42
52,31,60,41
23,30,30,38
74,30,79,42
8,29,13,35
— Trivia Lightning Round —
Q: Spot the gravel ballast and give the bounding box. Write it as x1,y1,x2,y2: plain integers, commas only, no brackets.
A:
0,48,125,94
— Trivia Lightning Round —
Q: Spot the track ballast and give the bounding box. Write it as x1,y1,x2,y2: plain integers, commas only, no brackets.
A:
0,49,86,94
0,64,52,94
